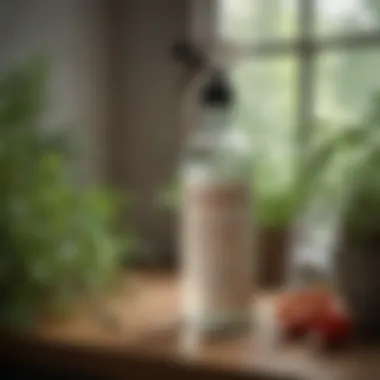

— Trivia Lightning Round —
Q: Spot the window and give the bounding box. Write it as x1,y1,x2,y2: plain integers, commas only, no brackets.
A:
212,0,380,229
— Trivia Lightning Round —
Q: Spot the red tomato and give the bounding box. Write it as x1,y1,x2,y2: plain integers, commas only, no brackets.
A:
276,290,334,338
313,299,352,345
276,290,352,346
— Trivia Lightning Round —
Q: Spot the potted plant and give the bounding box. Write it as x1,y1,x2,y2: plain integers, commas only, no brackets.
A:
0,58,136,329
290,93,380,338
333,98,380,338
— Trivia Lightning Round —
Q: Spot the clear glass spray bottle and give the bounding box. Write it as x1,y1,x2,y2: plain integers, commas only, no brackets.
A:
180,68,254,335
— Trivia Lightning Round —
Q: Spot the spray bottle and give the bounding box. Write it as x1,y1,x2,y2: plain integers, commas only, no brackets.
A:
176,49,254,336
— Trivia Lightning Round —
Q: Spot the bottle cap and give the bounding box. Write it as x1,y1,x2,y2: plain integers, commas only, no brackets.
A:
200,68,234,108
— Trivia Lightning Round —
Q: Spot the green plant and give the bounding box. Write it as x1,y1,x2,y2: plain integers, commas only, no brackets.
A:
288,94,380,244
0,58,136,327
159,111,377,233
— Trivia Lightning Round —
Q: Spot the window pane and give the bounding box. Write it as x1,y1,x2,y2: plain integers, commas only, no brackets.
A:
219,0,299,43
314,48,380,205
304,48,380,253
231,57,298,226
316,0,380,37
315,48,380,132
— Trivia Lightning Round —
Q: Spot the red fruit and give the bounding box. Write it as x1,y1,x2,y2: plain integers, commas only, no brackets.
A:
276,290,333,338
276,290,352,347
313,299,352,345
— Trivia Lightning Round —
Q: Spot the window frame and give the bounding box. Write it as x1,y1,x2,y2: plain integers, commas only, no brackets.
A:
191,0,380,156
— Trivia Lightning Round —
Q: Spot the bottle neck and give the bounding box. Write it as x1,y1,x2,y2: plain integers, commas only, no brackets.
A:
199,106,231,136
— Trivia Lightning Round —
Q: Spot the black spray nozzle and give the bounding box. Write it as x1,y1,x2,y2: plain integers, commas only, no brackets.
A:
171,41,234,107
200,68,234,108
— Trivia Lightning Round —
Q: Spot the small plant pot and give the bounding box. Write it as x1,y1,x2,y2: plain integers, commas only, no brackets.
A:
335,244,380,341
257,228,289,289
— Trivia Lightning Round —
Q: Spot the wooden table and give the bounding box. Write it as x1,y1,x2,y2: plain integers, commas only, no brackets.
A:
2,272,380,380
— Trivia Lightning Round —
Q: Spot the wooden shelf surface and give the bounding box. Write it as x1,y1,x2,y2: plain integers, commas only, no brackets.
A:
1,272,380,380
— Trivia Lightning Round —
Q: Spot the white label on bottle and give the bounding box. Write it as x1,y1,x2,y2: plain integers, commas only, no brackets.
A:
180,181,253,324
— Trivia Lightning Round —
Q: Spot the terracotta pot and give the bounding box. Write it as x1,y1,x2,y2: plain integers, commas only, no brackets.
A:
256,229,289,289
335,233,380,340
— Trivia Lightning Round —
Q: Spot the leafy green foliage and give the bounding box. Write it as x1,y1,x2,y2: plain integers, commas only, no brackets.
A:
0,58,135,327
293,93,380,243
159,94,380,234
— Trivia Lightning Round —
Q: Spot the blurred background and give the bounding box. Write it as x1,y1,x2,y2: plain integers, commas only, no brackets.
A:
3,0,380,378
3,0,380,296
